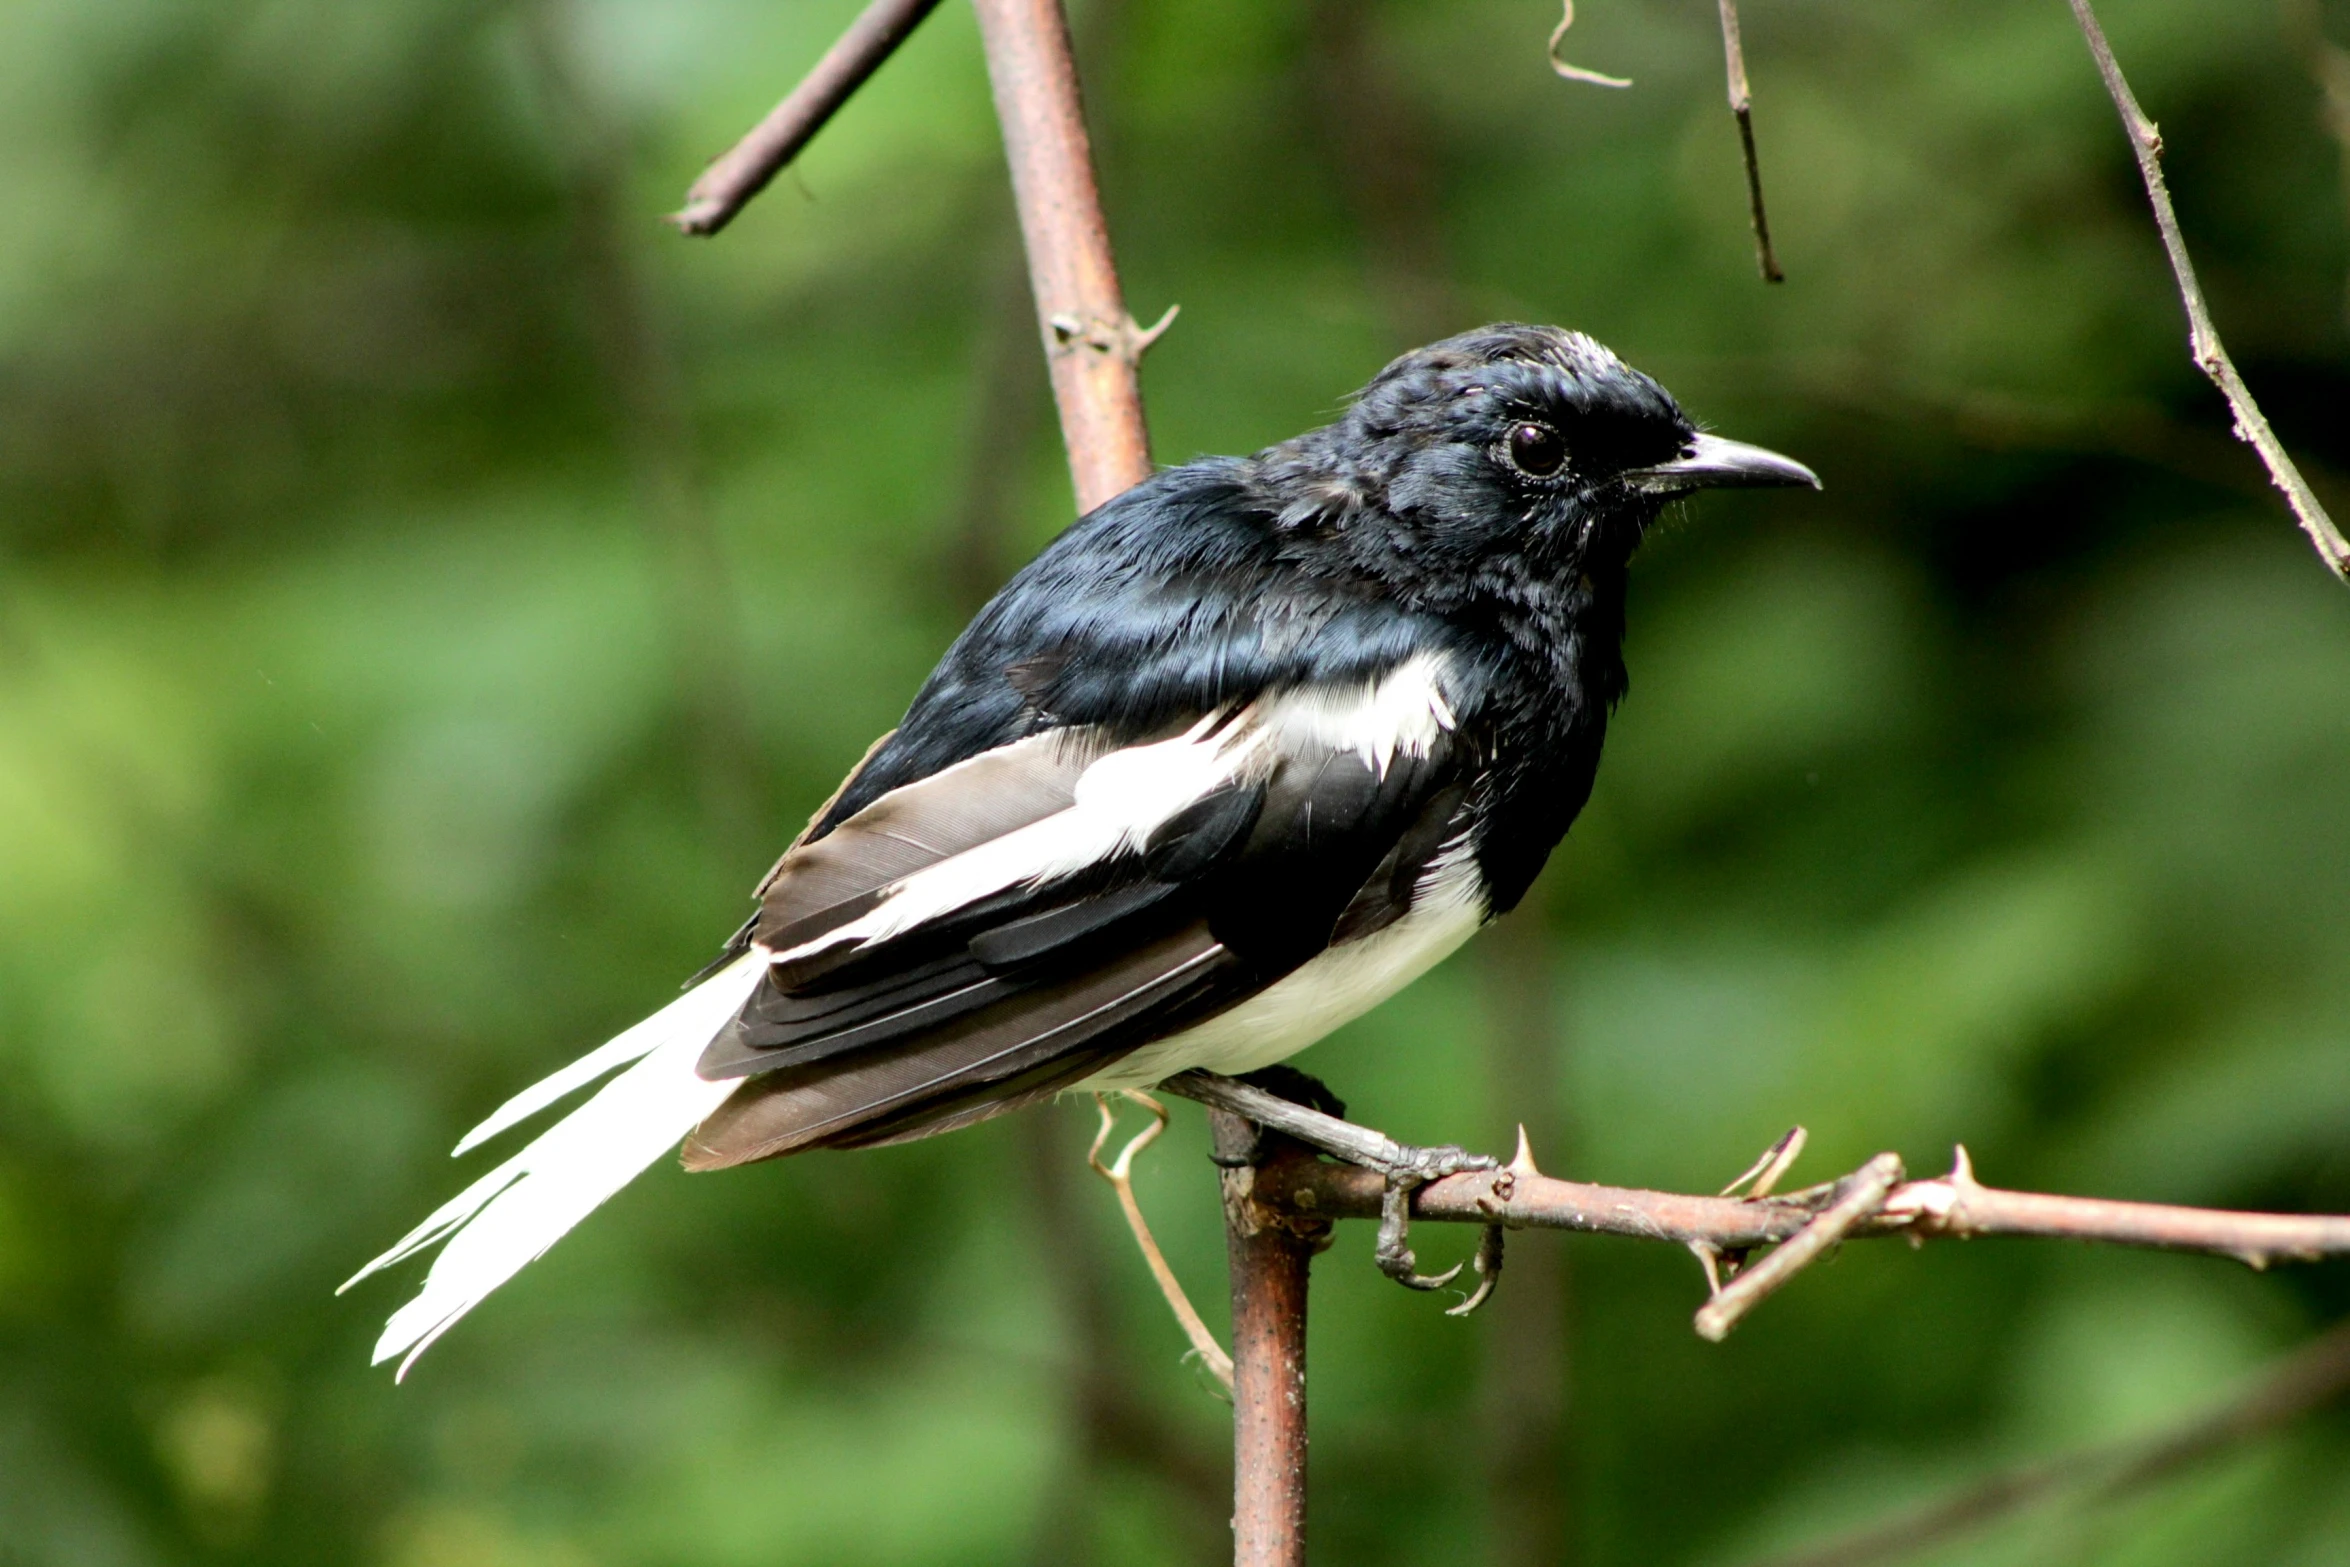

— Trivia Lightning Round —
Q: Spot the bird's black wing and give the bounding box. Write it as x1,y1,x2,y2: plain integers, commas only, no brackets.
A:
807,460,1454,827
682,667,1472,1168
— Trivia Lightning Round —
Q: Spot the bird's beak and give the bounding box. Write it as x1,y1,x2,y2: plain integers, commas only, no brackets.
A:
1622,432,1820,495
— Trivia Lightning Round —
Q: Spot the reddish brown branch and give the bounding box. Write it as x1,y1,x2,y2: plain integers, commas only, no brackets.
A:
1255,1143,2350,1270
1215,1116,1328,1567
2067,0,2350,580
670,0,946,237
971,0,1163,511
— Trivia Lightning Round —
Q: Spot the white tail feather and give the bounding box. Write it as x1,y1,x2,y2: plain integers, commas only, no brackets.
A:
343,955,762,1377
449,965,757,1157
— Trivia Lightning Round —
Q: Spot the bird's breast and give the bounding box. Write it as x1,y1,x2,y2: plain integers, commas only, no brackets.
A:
1079,841,1488,1089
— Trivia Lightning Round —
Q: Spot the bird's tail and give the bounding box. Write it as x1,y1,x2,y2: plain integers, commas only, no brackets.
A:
340,954,764,1378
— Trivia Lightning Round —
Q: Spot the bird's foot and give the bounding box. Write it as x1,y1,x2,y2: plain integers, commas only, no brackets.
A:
1162,1069,1506,1313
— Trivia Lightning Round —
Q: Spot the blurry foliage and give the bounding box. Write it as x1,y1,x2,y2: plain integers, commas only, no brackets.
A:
0,0,2347,1563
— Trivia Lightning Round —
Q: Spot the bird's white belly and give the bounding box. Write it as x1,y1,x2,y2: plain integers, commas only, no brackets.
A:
1080,852,1487,1091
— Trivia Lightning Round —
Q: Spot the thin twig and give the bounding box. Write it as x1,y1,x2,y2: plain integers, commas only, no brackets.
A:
1690,1126,1810,1298
670,0,946,236
1088,1093,1234,1393
2067,0,2350,580
1547,0,1632,89
1695,1153,1902,1341
1717,0,1784,282
1723,1125,1808,1200
1742,1314,2350,1567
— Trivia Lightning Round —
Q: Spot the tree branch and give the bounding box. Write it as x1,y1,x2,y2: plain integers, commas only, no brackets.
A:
1215,1116,1328,1567
2067,0,2350,580
1243,1138,2350,1337
670,0,946,236
971,0,1164,513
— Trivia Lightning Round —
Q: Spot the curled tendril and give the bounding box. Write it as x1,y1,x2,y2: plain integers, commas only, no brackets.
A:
1548,1,1632,89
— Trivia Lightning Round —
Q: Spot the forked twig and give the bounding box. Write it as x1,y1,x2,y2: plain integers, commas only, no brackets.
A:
1690,1125,1809,1294
1717,0,1784,282
1695,1153,1903,1342
1089,1093,1234,1393
1722,1125,1808,1201
2067,0,2350,580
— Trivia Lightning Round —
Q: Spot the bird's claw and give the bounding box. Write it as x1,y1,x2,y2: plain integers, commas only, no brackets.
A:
1373,1149,1504,1305
1444,1224,1506,1316
1376,1177,1466,1290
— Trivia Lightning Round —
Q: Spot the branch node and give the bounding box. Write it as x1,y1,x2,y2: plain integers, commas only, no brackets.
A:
1695,1152,1905,1342
1045,305,1180,368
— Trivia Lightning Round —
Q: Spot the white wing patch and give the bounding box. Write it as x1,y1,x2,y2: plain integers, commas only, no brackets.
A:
773,714,1248,961
775,652,1459,966
1253,650,1457,777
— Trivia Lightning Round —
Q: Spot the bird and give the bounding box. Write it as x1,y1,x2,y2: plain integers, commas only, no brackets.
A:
343,322,1817,1374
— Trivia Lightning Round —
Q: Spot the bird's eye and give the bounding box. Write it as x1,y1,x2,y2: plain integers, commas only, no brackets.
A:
1504,421,1566,478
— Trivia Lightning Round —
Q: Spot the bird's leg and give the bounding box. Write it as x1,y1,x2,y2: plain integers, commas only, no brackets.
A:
1161,1068,1503,1302
1377,1176,1466,1290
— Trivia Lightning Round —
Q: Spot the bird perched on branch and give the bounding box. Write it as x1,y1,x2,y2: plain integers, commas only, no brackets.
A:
346,323,1816,1372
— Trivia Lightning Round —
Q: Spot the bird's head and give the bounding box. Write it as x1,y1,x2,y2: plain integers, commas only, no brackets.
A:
1250,323,1817,591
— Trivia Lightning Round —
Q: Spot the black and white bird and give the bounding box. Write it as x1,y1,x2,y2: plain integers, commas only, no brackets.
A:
345,323,1816,1373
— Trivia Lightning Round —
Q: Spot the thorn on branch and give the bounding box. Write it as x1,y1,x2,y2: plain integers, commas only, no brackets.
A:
1547,0,1632,89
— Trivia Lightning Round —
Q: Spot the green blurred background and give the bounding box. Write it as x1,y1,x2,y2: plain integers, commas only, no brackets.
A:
3,0,2348,1562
